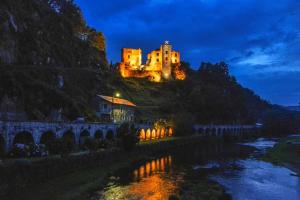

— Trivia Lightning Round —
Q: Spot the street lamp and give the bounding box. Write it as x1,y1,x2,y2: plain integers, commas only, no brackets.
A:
112,92,121,123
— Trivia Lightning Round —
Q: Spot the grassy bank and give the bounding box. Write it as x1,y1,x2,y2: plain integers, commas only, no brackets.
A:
263,137,300,173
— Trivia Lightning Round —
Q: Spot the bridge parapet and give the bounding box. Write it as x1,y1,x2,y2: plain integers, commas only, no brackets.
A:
194,124,258,137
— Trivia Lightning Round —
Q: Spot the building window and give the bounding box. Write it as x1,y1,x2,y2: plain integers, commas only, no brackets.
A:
165,57,168,61
156,58,159,62
165,51,168,54
128,55,131,59
175,53,177,57
156,53,159,56
103,104,107,110
175,59,177,62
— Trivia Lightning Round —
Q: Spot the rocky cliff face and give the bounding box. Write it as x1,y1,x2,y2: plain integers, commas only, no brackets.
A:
0,0,109,121
0,0,107,68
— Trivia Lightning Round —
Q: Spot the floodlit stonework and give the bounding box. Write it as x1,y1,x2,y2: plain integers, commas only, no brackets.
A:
119,41,185,82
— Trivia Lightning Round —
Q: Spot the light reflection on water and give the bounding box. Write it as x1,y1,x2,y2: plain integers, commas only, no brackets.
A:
99,155,184,200
95,137,300,200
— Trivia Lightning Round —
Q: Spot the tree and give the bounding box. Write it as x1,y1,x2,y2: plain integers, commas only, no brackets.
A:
172,112,195,137
117,122,138,151
89,31,106,51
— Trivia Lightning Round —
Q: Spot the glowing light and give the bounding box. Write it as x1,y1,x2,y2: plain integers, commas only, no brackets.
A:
119,43,185,82
139,129,146,141
115,92,121,98
146,129,151,140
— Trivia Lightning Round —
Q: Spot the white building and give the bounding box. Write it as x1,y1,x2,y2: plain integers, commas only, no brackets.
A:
93,95,136,124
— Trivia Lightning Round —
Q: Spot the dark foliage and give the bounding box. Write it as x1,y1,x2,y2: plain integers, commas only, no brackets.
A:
0,0,107,68
106,130,114,140
117,122,139,151
262,107,300,136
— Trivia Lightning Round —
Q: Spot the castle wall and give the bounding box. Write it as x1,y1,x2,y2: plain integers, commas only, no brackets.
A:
171,51,180,64
119,42,184,82
145,50,162,71
121,48,142,68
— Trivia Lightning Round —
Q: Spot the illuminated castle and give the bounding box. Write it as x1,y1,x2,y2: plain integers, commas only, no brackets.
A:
119,41,186,82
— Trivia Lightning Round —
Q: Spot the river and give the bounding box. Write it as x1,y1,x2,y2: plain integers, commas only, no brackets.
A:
91,137,300,200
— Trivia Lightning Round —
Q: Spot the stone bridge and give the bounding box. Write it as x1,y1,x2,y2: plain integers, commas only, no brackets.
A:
0,121,153,152
0,121,259,153
194,124,258,137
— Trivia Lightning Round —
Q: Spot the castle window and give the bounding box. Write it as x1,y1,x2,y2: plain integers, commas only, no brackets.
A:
175,59,177,62
128,55,131,59
175,53,178,57
165,57,168,61
165,51,169,54
156,58,159,62
156,53,159,56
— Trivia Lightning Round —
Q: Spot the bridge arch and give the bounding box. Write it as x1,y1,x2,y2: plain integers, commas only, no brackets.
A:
151,129,156,140
0,134,5,157
205,128,211,135
40,130,56,147
197,128,204,134
139,129,146,141
146,129,151,140
62,130,75,150
13,131,34,145
79,129,90,146
156,129,161,139
106,129,114,140
168,127,173,137
94,130,104,140
161,128,165,138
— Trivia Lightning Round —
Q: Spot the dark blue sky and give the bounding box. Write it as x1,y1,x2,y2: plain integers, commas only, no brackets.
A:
75,0,300,106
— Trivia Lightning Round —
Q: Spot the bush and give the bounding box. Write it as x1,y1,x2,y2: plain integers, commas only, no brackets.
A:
84,138,98,151
117,122,139,151
8,144,48,158
106,130,114,140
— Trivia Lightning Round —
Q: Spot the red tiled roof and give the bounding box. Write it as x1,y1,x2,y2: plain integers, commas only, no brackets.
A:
97,95,136,107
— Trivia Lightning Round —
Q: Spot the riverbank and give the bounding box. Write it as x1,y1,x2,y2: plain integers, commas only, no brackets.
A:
263,136,300,174
1,136,231,200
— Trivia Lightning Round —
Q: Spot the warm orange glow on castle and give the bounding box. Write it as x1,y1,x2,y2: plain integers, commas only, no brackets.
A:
119,41,186,82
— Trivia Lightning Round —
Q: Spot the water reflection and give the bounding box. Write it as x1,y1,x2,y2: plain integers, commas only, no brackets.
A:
99,155,182,200
211,159,300,200
211,137,300,200
95,138,300,200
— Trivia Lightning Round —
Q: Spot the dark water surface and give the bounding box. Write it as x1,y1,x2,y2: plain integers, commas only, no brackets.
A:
92,137,300,200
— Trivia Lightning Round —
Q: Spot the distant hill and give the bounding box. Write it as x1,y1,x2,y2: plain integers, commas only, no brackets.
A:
285,106,300,112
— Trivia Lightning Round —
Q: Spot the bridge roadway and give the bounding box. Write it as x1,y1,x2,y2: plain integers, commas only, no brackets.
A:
0,121,258,152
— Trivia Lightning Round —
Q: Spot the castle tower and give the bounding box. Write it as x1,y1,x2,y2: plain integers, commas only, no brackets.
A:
161,41,172,80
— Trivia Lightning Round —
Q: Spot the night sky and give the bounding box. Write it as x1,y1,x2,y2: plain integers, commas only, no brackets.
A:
75,0,300,106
